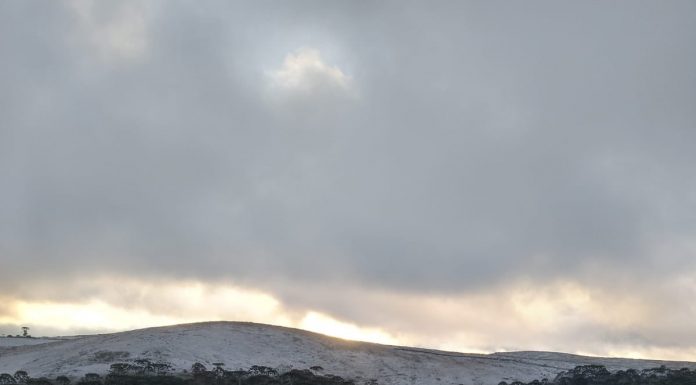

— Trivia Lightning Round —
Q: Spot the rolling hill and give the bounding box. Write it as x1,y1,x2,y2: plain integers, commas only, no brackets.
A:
1,322,694,385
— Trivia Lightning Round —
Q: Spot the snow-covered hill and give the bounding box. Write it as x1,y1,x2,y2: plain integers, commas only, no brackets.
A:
0,337,64,347
0,322,694,385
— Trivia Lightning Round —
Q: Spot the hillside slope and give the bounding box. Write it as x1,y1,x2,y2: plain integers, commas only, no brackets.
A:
1,322,694,385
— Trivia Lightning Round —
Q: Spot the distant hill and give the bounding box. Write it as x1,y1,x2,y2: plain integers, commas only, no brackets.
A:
1,322,694,385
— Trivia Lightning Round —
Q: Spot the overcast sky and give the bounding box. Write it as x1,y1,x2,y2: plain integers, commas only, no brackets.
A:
2,0,696,360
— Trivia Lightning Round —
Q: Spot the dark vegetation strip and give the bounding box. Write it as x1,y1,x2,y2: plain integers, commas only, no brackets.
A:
2,360,696,385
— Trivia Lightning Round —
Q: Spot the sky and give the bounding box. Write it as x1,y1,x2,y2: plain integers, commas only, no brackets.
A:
1,0,696,361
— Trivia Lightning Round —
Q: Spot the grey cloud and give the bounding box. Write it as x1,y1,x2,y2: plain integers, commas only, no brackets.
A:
1,0,696,343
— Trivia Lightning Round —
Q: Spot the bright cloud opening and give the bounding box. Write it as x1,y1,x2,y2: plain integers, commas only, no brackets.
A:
267,48,351,93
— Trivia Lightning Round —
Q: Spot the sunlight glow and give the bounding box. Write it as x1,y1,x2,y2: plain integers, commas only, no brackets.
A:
299,311,398,345
4,278,696,361
0,279,292,333
14,300,184,332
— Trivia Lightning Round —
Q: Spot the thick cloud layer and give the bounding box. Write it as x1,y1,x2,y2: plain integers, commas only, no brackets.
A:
1,0,696,357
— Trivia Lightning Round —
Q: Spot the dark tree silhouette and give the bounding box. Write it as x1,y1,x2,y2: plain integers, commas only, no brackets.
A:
13,371,29,384
211,364,224,377
190,363,207,377
0,373,16,385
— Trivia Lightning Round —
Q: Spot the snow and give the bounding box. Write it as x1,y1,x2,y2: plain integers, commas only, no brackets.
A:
0,322,694,385
0,338,64,347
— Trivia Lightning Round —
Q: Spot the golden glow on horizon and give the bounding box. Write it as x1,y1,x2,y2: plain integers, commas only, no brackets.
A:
299,311,399,345
3,277,696,362
0,279,290,332
11,300,187,331
0,279,396,346
2,300,398,346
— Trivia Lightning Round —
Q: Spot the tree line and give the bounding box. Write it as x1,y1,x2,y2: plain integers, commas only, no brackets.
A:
3,362,696,385
500,364,696,385
0,360,358,385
